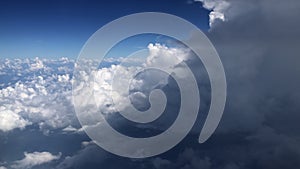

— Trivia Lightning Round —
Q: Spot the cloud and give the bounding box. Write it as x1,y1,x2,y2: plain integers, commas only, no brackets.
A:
0,166,7,169
0,43,193,135
177,149,211,169
146,43,189,68
58,42,204,166
150,148,211,169
0,108,31,132
0,58,76,133
2,1,300,167
206,0,300,134
11,152,61,169
29,57,45,71
169,0,300,168
73,43,192,126
66,0,300,168
195,0,230,27
62,125,80,133
56,143,109,169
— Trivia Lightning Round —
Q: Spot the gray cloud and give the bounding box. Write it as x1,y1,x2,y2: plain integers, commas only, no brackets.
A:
158,0,300,168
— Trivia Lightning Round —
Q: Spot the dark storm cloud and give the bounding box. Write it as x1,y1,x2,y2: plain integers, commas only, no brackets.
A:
208,0,300,135
151,0,300,168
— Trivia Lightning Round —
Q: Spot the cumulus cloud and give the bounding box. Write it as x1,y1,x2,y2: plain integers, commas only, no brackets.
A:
0,58,76,133
0,108,30,132
58,42,202,167
0,42,193,135
146,43,189,68
195,0,230,27
73,43,192,123
29,57,45,71
11,152,61,169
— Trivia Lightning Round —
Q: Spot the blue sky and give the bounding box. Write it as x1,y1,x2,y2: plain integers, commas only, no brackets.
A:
0,0,210,59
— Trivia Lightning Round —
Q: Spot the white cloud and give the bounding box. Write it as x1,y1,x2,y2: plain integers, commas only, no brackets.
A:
195,0,230,27
146,43,189,68
58,74,70,83
0,58,75,133
0,44,192,134
62,125,80,133
71,43,199,139
0,166,7,169
73,43,191,121
81,141,95,147
0,108,31,132
29,57,45,71
11,152,61,169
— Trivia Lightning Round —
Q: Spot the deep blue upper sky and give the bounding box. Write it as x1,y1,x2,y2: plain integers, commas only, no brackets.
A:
0,0,209,58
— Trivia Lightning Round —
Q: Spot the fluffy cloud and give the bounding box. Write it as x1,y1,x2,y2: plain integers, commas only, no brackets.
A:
146,43,189,68
29,57,45,71
11,152,61,169
0,58,76,133
73,43,191,123
57,42,202,167
0,108,30,132
0,43,192,135
195,0,230,27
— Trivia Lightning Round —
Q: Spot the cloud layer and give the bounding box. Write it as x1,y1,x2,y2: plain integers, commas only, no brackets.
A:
0,58,76,133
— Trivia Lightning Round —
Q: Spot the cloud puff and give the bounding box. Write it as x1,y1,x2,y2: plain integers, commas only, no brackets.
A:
29,57,45,71
11,152,61,169
146,43,189,68
195,0,230,27
0,108,31,132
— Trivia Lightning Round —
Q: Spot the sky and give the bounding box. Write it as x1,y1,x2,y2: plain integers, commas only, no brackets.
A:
1,0,300,169
0,0,210,58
